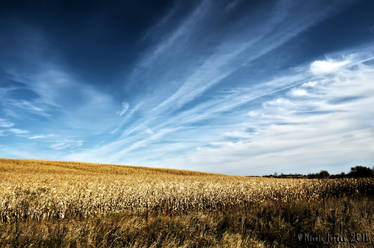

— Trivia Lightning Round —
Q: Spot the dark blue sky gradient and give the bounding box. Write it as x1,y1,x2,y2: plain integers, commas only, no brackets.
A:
1,0,374,175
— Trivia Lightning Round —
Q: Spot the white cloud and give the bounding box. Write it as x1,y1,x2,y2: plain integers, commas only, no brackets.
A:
128,53,374,175
50,139,84,150
111,101,143,134
302,81,317,87
248,111,258,117
28,134,55,140
7,100,51,117
5,65,119,137
8,128,29,135
0,118,28,136
62,1,363,174
289,88,308,97
310,59,350,74
160,54,374,175
64,51,374,175
0,119,14,128
150,0,345,115
146,128,154,135
117,102,129,116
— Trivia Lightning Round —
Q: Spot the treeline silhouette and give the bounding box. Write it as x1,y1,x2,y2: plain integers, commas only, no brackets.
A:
265,165,374,179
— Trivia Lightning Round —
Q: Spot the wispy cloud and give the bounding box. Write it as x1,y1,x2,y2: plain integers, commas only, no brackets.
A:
7,99,51,117
28,134,55,140
67,50,374,175
117,102,129,116
0,119,14,128
63,0,363,174
1,0,371,175
310,59,350,75
50,139,84,151
149,53,374,175
8,128,29,135
140,0,347,116
0,118,28,136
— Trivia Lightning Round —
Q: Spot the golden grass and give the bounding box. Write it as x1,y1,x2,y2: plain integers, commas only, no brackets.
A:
0,158,373,247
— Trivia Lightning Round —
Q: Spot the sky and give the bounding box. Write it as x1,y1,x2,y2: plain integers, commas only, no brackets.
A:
1,0,374,175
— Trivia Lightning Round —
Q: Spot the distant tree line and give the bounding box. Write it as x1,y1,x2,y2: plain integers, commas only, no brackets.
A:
265,166,374,179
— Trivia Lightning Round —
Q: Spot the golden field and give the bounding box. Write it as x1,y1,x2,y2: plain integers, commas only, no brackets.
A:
0,158,373,247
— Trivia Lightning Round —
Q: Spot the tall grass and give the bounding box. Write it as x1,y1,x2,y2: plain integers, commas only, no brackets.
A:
0,158,373,247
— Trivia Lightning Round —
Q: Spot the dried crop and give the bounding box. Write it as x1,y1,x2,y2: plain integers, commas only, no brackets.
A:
1,158,372,223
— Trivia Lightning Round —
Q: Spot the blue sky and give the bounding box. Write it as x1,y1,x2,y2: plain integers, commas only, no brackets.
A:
1,0,374,175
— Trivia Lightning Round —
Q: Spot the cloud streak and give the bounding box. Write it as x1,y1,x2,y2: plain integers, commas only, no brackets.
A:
150,53,374,175
1,0,373,175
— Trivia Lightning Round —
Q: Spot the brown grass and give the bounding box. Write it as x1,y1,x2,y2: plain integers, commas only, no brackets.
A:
0,158,373,247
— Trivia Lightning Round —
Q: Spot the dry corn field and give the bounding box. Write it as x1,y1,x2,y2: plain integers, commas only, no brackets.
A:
0,158,374,247
0,158,372,222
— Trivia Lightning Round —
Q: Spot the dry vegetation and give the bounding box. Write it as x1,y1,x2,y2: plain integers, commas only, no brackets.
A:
0,158,373,247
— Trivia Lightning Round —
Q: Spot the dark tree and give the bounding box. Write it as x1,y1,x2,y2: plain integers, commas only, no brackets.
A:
348,166,374,178
318,170,330,179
